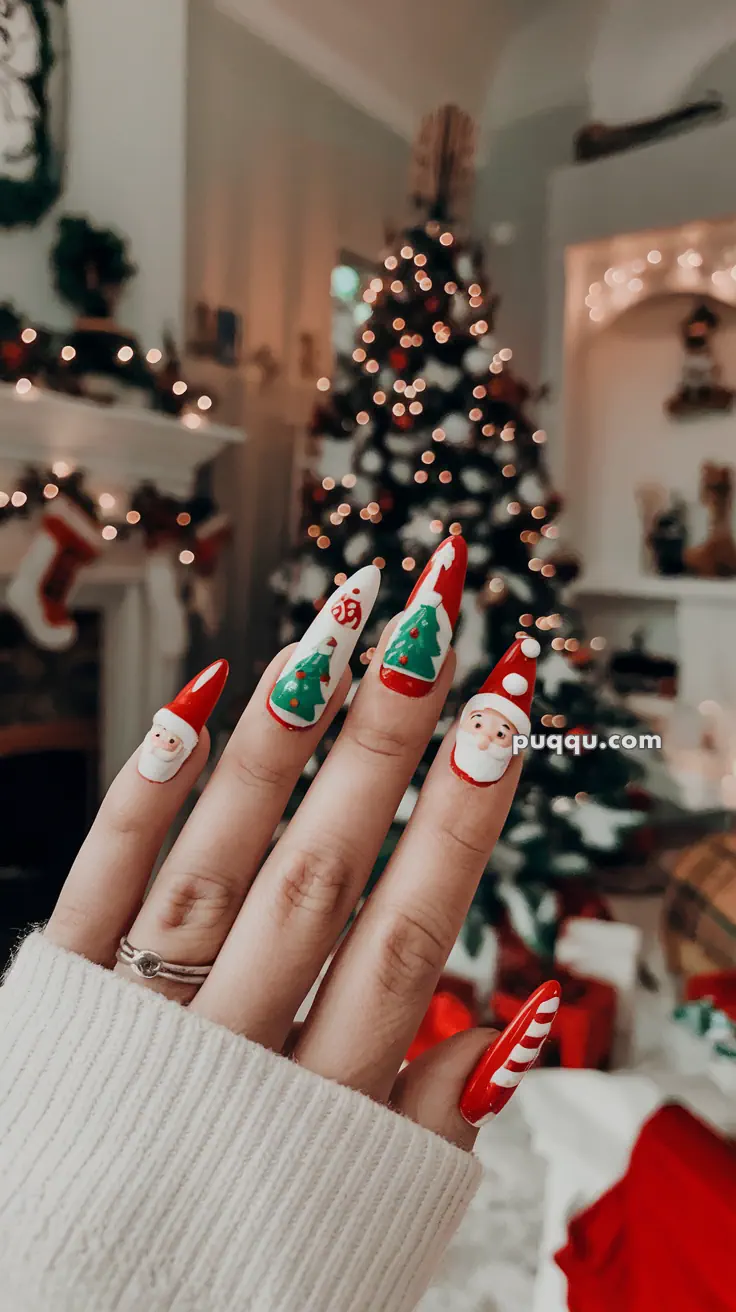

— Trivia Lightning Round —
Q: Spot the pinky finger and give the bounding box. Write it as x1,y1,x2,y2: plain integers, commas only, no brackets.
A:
45,661,227,966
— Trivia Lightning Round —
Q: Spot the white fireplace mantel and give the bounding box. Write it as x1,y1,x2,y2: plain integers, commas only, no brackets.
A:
0,388,244,787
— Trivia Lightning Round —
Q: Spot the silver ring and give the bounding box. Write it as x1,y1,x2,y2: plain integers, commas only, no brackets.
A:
117,936,214,984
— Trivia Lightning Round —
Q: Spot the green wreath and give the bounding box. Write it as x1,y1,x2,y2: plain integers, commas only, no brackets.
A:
0,0,68,229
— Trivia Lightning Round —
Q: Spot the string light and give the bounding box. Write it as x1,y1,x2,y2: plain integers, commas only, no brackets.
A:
390,281,403,293
337,503,351,516
11,491,27,507
317,535,330,549
394,379,407,392
359,508,370,520
317,377,331,391
334,572,347,585
98,493,116,510
469,407,483,421
488,577,505,593
373,556,386,568
414,378,426,392
15,377,32,395
468,284,481,296
473,385,485,398
502,464,516,477
373,390,386,404
401,245,414,258
117,346,134,363
385,255,398,270
21,327,37,344
172,380,187,395
469,296,483,309
356,410,370,424
307,525,321,539
52,461,70,477
541,714,554,727
322,477,335,490
430,519,443,533
414,253,427,267
439,471,452,484
365,359,379,373
531,506,546,520
565,638,580,652
439,232,453,246
507,501,521,515
591,636,607,651
367,502,379,515
409,401,423,415
529,558,543,571
405,385,416,399
400,334,413,347
126,510,141,525
552,715,566,729
393,318,405,330
411,334,423,346
342,474,356,488
352,348,366,362
444,281,457,294
552,637,565,651
43,483,58,499
520,613,534,626
60,345,76,361
0,492,8,507
475,320,489,334
102,525,118,541
421,450,435,464
178,547,194,563
482,424,495,437
147,348,162,364
181,413,201,429
393,403,406,416
369,277,383,292
499,348,513,361
414,470,428,483
490,361,503,374
500,428,515,442
532,430,546,444
362,330,375,344
330,512,342,526
197,395,212,411
402,557,416,570
177,511,191,526
541,563,556,578
432,428,445,442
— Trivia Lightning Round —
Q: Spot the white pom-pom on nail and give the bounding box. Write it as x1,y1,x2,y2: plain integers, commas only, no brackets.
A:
521,638,541,659
503,672,528,695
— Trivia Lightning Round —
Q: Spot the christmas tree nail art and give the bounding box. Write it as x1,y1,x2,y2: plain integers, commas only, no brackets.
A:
380,536,467,698
268,565,381,729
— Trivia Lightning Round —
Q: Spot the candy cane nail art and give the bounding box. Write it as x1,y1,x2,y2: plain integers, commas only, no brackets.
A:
459,980,561,1125
380,535,467,698
138,660,229,784
451,636,540,787
268,565,381,730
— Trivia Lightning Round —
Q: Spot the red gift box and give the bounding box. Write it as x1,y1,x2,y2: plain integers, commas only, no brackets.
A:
491,970,616,1069
406,974,478,1063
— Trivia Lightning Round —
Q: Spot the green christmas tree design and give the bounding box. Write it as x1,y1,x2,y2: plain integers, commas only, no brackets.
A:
272,643,333,723
383,604,442,680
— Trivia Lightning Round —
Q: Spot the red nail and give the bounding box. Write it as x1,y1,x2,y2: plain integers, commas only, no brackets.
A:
380,535,467,698
138,659,229,784
459,981,561,1125
450,634,540,788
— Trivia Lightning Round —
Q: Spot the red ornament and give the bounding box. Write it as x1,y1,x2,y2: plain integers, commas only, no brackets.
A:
409,627,419,639
389,348,408,370
331,593,363,629
406,983,477,1063
399,655,409,665
396,414,413,430
295,670,306,680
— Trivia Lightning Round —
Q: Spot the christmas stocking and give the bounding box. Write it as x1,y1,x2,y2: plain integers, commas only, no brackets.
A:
144,543,188,660
6,494,101,650
189,511,231,636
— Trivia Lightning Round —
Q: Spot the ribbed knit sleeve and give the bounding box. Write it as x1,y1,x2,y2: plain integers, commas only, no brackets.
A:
0,934,481,1312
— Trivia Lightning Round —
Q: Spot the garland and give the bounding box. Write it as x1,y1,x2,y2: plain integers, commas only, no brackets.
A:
0,465,219,553
0,0,67,229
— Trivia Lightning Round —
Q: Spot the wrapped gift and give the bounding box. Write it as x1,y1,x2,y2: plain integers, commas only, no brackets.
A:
662,833,736,974
405,976,478,1062
491,968,617,1070
555,918,642,1066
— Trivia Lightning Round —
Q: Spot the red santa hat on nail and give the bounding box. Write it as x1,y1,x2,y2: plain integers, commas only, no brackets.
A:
408,534,468,625
471,637,540,738
153,660,229,750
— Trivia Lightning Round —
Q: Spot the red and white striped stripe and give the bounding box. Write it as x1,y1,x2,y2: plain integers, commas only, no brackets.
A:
459,981,561,1127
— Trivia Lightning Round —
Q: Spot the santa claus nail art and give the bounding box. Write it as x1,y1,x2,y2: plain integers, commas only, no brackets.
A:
268,565,381,730
138,660,229,784
460,981,561,1126
380,535,467,698
451,636,540,787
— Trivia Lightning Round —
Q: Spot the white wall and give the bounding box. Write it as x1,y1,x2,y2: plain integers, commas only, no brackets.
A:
0,0,187,345
578,296,736,582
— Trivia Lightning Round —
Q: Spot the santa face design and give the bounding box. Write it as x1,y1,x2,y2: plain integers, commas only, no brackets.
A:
451,701,518,786
138,719,191,784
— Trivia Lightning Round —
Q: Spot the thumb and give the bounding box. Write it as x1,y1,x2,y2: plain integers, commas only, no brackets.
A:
391,981,561,1150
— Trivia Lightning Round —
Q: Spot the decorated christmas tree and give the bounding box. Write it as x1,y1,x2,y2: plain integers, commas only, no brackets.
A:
272,106,646,959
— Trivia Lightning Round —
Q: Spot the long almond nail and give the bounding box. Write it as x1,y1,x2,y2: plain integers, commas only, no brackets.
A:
380,535,467,698
268,565,381,730
451,635,540,787
138,659,229,783
460,981,561,1125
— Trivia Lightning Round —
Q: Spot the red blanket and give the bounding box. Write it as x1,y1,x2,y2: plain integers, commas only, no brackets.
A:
556,1104,736,1312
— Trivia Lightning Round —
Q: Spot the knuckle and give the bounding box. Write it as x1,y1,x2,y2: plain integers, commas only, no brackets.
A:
437,819,488,864
223,743,291,792
374,907,450,1001
272,847,354,926
155,865,240,934
348,719,413,761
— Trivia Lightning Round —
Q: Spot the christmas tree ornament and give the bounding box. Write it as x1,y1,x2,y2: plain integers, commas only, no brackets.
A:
442,412,471,445
666,301,734,418
684,462,736,578
138,660,228,784
6,492,101,650
464,346,491,375
381,535,467,697
451,636,540,787
268,565,380,730
459,980,561,1124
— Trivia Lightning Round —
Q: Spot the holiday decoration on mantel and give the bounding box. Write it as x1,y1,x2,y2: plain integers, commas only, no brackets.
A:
608,630,678,698
646,491,688,577
0,0,68,229
271,103,647,965
0,217,215,421
1,468,227,651
666,302,734,419
684,462,736,578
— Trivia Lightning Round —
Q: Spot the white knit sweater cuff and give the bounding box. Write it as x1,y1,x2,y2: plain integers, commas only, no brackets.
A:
0,934,481,1312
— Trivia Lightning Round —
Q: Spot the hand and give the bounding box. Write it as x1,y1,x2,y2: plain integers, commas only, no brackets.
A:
45,552,557,1146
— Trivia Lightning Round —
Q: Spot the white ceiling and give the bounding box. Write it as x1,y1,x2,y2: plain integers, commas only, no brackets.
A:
215,0,736,141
